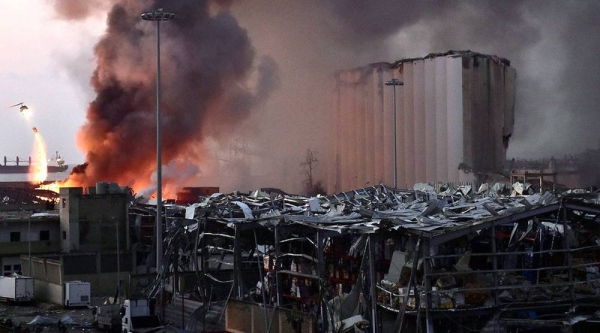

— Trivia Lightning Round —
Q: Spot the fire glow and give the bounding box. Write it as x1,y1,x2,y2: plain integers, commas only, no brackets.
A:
29,130,48,184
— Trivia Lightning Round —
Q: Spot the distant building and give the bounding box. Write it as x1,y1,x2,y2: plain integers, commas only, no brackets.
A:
12,183,137,303
175,186,220,205
0,210,60,276
508,148,600,190
0,180,149,303
328,51,516,192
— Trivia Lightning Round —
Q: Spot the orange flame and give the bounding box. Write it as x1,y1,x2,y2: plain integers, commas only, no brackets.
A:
38,181,61,193
29,131,48,184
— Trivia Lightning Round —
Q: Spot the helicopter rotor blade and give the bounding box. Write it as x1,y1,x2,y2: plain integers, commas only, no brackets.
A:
7,102,23,108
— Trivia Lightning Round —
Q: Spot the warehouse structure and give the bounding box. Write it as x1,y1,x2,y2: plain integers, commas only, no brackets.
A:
139,183,600,332
328,51,516,193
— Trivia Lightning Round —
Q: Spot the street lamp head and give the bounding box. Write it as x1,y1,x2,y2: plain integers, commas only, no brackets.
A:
385,79,404,86
141,8,175,21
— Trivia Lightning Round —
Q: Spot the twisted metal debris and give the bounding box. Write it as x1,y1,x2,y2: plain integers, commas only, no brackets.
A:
132,182,600,332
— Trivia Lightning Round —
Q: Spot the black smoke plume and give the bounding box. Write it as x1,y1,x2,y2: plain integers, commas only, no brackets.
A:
56,0,278,191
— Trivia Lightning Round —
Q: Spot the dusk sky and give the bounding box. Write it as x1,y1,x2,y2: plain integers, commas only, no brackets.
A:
1,1,599,192
0,0,103,166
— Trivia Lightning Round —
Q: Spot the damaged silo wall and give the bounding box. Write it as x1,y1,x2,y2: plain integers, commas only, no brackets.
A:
328,64,393,193
461,55,516,174
327,51,516,193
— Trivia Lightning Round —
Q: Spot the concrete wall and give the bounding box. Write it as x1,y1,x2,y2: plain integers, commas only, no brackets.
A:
461,56,516,174
19,256,63,303
23,252,134,304
0,240,60,258
32,272,129,304
62,252,133,296
60,187,82,253
77,195,127,252
34,279,63,304
59,187,128,253
328,63,394,192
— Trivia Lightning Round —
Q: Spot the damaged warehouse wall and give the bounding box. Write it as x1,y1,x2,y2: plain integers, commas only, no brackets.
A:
328,51,516,193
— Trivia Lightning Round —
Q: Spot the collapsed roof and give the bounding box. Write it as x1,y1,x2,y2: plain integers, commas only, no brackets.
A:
136,183,600,332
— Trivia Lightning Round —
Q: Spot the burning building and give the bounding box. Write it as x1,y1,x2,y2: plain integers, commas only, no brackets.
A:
327,51,516,193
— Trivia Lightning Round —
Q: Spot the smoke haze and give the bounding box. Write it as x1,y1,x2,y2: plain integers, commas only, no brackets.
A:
232,0,600,190
51,0,600,194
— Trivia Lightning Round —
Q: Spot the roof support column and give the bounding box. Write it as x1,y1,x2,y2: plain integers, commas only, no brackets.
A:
491,225,499,306
423,239,434,333
561,204,575,303
317,231,329,331
234,225,242,298
274,225,282,306
368,234,379,333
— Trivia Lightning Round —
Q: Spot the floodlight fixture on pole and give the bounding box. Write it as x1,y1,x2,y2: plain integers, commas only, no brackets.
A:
384,78,404,189
141,7,174,271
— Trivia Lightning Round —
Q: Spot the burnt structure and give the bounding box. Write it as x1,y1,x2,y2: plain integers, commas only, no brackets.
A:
139,183,600,332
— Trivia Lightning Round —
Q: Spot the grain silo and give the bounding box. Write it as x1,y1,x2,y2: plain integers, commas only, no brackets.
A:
327,51,516,193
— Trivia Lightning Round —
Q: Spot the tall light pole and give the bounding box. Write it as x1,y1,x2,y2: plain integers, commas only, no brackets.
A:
28,212,31,276
115,217,120,299
384,78,404,189
141,8,175,271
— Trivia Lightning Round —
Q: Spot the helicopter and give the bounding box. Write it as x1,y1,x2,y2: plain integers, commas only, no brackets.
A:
8,102,29,113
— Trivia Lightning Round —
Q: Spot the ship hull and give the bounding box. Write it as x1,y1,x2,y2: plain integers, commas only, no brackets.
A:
0,165,68,174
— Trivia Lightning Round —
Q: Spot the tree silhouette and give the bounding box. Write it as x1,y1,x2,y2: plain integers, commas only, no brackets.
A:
300,149,325,196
